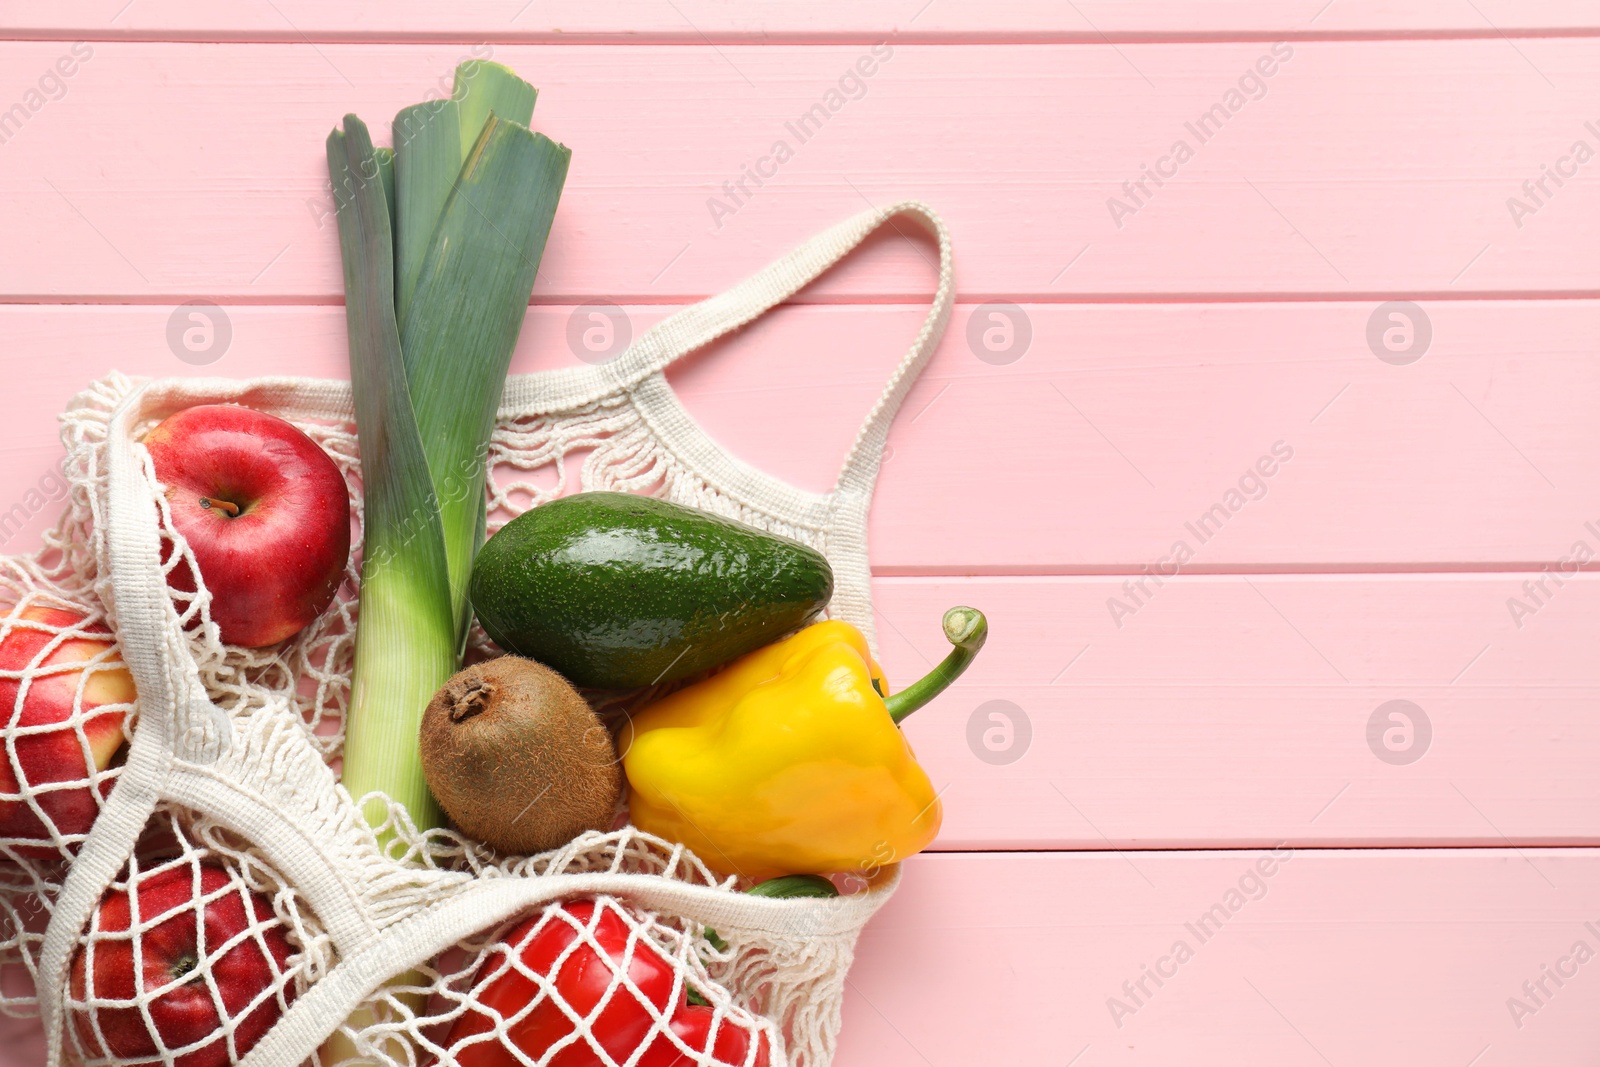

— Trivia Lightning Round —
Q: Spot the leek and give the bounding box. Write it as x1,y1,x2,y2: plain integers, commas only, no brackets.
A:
328,116,456,833
328,62,570,839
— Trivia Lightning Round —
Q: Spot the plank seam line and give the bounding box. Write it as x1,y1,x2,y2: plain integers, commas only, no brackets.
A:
6,30,1600,46
5,292,1600,308
870,567,1600,579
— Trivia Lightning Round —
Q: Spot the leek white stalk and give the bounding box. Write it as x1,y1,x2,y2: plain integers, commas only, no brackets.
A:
324,60,568,1067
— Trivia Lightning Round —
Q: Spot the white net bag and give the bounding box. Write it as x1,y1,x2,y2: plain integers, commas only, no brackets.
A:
62,807,328,1067
3,201,953,1067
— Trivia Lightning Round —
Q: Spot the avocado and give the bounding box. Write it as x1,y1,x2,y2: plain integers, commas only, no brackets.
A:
470,492,833,688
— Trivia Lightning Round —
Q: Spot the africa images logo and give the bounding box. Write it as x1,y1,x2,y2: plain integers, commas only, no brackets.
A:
1504,120,1600,229
705,44,894,231
1106,43,1294,229
1106,845,1295,1028
0,42,94,147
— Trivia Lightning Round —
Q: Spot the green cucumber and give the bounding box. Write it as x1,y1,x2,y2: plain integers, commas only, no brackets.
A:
745,874,840,899
701,875,839,958
469,492,833,688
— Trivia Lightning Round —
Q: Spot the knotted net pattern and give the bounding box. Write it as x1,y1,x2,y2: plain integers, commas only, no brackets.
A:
0,370,892,1067
62,808,325,1067
2,201,954,1067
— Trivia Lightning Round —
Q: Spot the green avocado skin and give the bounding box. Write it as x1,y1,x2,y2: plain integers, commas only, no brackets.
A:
470,492,834,688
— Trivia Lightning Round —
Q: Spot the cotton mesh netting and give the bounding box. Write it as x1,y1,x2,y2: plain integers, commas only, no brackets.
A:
0,372,891,1067
62,808,319,1067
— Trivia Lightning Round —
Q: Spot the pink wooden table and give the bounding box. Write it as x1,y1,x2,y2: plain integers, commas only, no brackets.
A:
2,2,1598,1062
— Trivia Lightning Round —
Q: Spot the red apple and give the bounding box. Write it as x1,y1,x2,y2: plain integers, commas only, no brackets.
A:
0,602,134,858
69,861,297,1067
144,405,351,648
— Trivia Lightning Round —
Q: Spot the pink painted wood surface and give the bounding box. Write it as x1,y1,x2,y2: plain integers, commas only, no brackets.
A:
1,42,1599,301
3,849,1598,1064
875,575,1600,848
840,849,1600,1065
5,1,1600,40
0,307,1593,849
0,8,1593,1065
0,302,1589,572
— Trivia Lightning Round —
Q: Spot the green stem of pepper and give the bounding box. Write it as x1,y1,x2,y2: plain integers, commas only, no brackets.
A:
884,607,988,725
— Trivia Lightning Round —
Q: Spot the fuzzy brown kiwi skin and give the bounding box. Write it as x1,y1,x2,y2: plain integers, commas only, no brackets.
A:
419,656,621,855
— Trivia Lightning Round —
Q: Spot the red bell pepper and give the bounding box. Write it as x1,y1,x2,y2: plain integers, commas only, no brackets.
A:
443,898,770,1067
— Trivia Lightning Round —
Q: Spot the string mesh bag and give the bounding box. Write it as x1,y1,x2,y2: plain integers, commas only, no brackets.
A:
10,201,953,1067
61,807,331,1067
0,562,139,1018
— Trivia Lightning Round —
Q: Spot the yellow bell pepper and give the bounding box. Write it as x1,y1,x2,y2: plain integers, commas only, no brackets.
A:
620,607,988,879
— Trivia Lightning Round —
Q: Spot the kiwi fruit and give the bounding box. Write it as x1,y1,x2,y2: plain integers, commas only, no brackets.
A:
419,656,621,855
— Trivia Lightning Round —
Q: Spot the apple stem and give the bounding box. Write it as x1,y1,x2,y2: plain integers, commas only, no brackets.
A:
199,497,240,517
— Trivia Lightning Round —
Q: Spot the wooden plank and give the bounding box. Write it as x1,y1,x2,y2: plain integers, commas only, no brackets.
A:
4,1,1600,42
1,41,1598,300
839,849,1600,1065
2,848,1596,1064
4,318,1596,852
0,302,1591,573
874,576,1600,850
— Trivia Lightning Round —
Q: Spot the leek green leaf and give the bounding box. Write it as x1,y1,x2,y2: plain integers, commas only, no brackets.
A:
374,145,396,233
400,115,570,640
392,101,462,323
454,60,536,158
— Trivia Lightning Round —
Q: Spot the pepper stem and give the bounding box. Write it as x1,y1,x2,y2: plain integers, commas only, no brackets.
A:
884,606,988,725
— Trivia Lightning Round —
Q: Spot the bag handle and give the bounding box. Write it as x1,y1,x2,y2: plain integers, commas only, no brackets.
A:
626,204,953,657
814,206,954,651
830,208,955,498
505,203,955,656
38,380,200,1067
507,201,955,424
